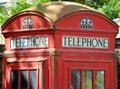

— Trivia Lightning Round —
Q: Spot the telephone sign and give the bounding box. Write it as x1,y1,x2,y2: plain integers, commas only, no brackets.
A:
62,36,108,48
11,36,48,48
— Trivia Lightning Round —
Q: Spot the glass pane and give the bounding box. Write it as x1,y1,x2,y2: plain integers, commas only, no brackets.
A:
83,70,92,89
11,70,18,89
20,70,28,89
42,64,44,89
71,70,80,89
30,69,37,89
96,71,104,89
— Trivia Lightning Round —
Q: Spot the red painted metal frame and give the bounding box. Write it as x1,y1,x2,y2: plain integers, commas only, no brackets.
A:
2,11,53,33
7,62,42,89
63,61,111,89
2,10,118,89
2,11,54,89
55,11,118,89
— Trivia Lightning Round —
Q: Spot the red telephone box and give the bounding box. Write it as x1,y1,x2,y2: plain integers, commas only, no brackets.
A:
1,2,119,89
54,11,118,89
1,11,54,89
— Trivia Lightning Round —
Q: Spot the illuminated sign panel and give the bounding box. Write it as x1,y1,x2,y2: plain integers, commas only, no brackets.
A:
11,36,48,48
62,36,108,48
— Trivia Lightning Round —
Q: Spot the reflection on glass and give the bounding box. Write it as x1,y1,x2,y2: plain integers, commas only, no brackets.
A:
96,71,104,89
20,70,28,89
83,70,92,89
30,69,37,89
11,70,18,89
71,70,80,89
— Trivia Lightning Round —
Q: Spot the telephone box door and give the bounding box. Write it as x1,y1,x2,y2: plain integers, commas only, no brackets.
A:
7,62,43,89
63,61,110,89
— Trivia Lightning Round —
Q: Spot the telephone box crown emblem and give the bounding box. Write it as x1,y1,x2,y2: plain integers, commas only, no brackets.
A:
80,17,93,29
22,17,33,29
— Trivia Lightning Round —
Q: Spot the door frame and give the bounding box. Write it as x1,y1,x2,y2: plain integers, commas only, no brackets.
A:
6,62,43,89
63,61,111,89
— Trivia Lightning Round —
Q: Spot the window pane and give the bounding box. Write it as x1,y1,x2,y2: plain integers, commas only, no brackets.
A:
11,70,18,89
30,69,37,89
71,70,80,89
20,70,27,89
83,70,92,89
96,71,104,89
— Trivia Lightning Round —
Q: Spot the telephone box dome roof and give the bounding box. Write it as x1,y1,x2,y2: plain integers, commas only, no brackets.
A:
2,1,118,35
24,1,96,22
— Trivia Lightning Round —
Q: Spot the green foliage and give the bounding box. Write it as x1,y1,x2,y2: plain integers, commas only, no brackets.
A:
84,0,107,8
0,0,51,25
97,0,120,19
9,0,51,15
11,0,31,15
0,6,9,24
0,0,120,25
84,0,120,19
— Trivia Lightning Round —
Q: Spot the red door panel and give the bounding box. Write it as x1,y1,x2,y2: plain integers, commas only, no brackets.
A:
63,61,110,89
7,62,43,89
